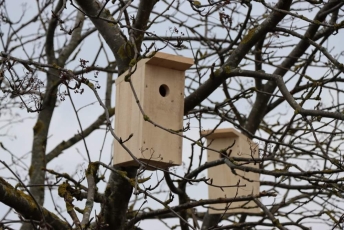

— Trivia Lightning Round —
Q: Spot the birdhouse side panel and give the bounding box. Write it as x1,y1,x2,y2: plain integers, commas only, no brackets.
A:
236,136,260,182
237,136,260,197
113,68,145,166
138,65,185,168
237,135,259,159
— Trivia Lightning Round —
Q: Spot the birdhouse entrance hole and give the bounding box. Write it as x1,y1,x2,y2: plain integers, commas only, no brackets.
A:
159,84,169,97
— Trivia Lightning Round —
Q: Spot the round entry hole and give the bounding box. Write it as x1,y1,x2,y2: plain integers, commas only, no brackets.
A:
159,84,169,97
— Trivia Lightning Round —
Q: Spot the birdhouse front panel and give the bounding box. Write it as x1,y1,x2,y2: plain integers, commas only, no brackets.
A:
113,52,193,169
139,64,185,168
202,128,260,214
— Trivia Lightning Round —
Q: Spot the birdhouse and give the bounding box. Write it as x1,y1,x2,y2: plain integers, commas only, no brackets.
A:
113,52,194,169
201,128,260,214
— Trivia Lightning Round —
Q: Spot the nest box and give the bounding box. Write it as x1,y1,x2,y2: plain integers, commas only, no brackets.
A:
113,52,194,169
201,128,260,214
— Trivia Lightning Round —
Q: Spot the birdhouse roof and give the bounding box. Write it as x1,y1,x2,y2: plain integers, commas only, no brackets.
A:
146,52,194,71
201,128,242,139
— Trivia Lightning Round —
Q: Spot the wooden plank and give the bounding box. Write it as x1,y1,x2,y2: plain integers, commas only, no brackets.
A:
201,128,241,139
146,52,194,71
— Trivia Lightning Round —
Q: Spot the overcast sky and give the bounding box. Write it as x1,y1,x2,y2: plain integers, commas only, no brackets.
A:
1,1,344,229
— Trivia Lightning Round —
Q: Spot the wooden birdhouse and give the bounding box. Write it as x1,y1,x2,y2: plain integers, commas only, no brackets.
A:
113,52,194,169
201,128,260,214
